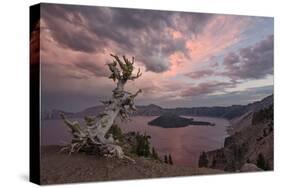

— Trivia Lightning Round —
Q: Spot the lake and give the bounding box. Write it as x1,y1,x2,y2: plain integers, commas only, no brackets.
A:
41,116,230,167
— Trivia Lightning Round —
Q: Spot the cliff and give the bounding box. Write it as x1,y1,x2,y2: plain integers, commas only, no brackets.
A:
199,104,273,172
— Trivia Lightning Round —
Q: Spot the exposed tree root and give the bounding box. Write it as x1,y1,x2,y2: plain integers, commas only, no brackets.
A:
60,54,141,163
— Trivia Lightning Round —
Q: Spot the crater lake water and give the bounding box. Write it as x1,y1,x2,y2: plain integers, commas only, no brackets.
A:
41,116,230,167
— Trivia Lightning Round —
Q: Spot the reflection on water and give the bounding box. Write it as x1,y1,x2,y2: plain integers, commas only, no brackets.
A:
41,116,230,167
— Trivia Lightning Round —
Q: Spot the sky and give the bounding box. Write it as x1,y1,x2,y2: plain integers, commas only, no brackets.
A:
36,3,274,112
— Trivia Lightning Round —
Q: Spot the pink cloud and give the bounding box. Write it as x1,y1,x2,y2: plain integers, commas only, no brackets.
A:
186,15,249,64
39,5,271,111
162,15,250,78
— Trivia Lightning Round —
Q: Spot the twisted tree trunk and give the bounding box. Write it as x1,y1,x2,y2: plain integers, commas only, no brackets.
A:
60,54,142,162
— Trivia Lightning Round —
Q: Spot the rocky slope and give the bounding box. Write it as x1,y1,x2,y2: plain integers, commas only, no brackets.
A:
199,104,273,172
41,146,223,184
227,111,253,135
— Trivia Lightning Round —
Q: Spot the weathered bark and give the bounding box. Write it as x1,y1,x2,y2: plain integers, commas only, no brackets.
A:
60,54,142,162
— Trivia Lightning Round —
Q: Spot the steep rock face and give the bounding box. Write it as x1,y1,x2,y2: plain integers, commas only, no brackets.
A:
227,111,253,135
227,94,273,136
199,105,273,172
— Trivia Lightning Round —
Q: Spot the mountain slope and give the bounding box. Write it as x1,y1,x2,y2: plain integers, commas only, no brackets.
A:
43,95,273,120
199,105,273,172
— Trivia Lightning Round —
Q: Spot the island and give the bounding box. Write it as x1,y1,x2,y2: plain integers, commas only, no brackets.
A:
148,113,214,128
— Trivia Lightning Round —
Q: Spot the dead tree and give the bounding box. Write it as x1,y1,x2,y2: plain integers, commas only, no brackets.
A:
60,54,142,162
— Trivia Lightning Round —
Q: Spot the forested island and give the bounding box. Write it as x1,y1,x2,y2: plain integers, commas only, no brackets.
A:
148,113,214,128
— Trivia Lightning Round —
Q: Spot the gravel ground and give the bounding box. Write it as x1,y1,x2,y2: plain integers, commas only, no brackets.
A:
40,145,224,185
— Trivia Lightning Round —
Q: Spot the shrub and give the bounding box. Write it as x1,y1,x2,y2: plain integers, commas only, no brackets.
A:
257,153,268,170
198,151,209,167
168,154,173,165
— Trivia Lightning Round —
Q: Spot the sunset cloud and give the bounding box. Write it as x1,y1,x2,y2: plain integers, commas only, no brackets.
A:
185,70,214,79
222,34,273,80
37,3,273,111
180,81,236,97
41,4,213,74
185,15,247,63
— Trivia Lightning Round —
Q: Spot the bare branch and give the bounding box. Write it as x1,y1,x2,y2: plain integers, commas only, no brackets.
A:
100,100,112,105
61,54,142,162
107,60,121,81
129,68,142,80
110,54,126,72
131,89,142,99
132,56,135,64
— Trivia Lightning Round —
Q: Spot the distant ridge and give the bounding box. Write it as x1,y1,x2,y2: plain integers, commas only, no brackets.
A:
43,95,273,120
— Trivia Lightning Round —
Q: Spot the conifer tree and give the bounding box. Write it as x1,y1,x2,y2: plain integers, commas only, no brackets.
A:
198,151,209,167
164,155,168,164
168,154,173,165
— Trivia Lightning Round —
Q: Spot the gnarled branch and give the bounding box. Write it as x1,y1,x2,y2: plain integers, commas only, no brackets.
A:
61,54,142,162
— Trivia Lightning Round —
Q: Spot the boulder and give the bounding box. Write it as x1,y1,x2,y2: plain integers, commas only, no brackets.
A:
240,163,262,172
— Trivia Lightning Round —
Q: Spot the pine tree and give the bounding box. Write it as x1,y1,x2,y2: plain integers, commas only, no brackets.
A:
135,133,151,157
164,155,168,164
198,151,209,167
106,124,122,140
257,153,267,170
142,133,151,157
168,154,173,165
152,147,159,160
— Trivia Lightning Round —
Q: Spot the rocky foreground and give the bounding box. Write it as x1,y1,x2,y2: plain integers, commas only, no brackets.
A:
40,146,223,185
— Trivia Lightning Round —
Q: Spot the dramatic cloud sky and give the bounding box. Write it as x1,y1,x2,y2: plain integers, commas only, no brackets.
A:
37,3,274,112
